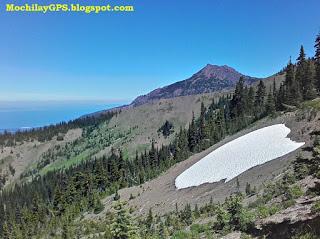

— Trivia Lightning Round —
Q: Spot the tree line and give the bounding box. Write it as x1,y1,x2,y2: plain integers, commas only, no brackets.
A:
0,110,116,146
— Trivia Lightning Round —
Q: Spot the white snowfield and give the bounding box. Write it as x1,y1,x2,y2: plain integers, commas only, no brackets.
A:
175,124,305,190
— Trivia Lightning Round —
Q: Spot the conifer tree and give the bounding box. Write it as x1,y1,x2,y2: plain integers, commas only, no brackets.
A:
315,32,320,92
2,221,11,239
276,83,286,111
110,201,138,239
254,80,266,117
180,204,192,225
272,79,277,98
245,182,252,196
303,60,317,100
295,45,307,95
285,59,301,105
145,208,154,235
266,88,276,115
247,87,255,116
199,102,209,149
188,112,198,152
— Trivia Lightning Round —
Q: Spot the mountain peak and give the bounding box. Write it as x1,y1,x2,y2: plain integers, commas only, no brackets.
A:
197,64,242,82
131,64,258,106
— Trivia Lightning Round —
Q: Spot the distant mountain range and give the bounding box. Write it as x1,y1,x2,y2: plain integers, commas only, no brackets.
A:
131,64,259,106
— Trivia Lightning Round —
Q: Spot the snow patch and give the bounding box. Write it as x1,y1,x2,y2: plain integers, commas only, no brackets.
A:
175,124,304,190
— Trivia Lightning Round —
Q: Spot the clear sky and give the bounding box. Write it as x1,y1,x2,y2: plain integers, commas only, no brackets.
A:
1,0,320,102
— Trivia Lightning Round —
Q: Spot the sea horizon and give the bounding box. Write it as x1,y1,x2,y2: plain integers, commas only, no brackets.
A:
0,100,128,133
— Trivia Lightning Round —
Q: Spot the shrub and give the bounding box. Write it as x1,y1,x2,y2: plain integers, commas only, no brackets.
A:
172,230,191,239
190,223,207,234
311,200,320,213
238,209,255,231
292,232,319,239
288,185,303,199
282,199,295,209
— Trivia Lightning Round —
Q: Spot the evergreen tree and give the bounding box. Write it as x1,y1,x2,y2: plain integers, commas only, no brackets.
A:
254,80,266,117
295,45,307,95
225,194,243,230
266,88,276,115
245,182,252,196
215,204,230,230
276,83,286,111
273,79,277,98
146,208,154,230
230,77,246,118
110,201,139,239
236,178,240,193
188,113,198,152
247,87,255,116
199,102,209,149
315,32,320,92
2,221,11,239
303,60,317,100
194,204,200,218
285,59,301,105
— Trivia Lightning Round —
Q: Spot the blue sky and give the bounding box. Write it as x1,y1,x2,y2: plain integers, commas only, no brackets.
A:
1,0,320,102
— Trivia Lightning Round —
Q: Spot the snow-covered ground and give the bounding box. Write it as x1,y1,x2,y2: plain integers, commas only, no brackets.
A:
175,124,305,189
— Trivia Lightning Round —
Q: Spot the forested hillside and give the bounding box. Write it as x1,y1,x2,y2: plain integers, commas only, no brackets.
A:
1,33,320,238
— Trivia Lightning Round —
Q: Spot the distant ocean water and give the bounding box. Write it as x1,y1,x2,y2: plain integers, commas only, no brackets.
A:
0,101,125,133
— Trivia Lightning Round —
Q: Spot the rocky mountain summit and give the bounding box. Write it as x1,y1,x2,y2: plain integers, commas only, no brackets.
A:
132,64,259,106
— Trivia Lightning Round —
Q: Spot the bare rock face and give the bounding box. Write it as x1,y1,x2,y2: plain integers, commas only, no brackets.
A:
255,196,320,239
132,64,258,106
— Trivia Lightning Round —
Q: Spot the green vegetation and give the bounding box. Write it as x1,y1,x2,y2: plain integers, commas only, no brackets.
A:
0,111,116,146
158,120,174,138
1,33,320,238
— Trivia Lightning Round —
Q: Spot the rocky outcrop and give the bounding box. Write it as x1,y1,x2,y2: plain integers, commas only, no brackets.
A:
255,196,320,239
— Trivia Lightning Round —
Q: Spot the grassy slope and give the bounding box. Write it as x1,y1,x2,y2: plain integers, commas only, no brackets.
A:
0,73,285,184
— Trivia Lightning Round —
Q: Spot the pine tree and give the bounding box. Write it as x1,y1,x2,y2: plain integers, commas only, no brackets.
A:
247,87,255,116
245,182,252,196
188,112,198,152
272,79,277,97
194,204,200,218
276,83,286,111
315,32,320,93
110,201,138,239
225,194,243,230
285,59,301,105
199,102,209,149
230,77,246,118
215,204,230,230
62,223,69,239
303,60,317,100
180,204,192,225
254,81,266,117
296,45,307,96
146,208,154,230
236,178,240,193
2,221,11,239
266,88,276,115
